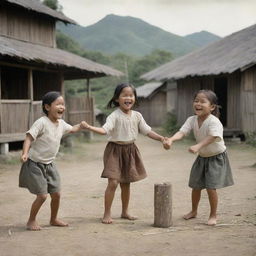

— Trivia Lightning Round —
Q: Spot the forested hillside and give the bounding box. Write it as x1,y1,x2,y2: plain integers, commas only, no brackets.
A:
56,31,173,111
58,14,220,57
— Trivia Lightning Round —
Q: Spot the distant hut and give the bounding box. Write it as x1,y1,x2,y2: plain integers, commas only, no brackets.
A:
0,0,122,153
142,24,256,136
136,82,177,126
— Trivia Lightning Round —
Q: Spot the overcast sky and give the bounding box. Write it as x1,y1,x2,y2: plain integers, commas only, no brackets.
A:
58,0,256,37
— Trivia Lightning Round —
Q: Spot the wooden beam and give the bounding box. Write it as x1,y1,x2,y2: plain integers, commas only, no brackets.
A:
87,78,91,98
0,67,1,133
28,69,34,127
0,61,59,73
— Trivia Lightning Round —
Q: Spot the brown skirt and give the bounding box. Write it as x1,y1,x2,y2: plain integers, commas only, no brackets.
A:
101,142,147,183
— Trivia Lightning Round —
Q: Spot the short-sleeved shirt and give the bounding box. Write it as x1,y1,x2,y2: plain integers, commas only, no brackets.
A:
102,108,151,142
180,114,226,157
27,116,72,164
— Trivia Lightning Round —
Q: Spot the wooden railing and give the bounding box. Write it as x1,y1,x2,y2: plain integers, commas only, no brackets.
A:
0,96,94,143
67,96,94,125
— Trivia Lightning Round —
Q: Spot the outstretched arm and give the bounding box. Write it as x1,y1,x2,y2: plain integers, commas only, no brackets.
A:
189,135,216,154
80,121,107,135
147,130,164,142
21,134,34,162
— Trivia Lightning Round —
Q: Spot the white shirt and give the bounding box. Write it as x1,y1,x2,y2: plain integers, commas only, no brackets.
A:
27,116,72,164
103,108,151,142
180,114,226,157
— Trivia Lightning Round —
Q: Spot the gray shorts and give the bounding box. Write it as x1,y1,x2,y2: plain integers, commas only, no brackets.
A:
189,151,234,189
19,159,61,195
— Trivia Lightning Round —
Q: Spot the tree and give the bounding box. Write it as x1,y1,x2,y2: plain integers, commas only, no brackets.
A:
42,0,62,11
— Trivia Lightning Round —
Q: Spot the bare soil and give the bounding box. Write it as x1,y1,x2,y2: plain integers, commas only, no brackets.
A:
0,135,255,256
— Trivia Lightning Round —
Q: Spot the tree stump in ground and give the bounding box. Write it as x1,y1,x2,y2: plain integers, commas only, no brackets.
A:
154,182,172,228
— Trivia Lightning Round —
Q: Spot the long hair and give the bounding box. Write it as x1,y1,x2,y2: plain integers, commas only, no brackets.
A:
194,89,220,118
42,91,61,115
106,83,139,109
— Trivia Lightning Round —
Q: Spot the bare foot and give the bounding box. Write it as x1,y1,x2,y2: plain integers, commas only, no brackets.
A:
207,217,217,226
50,219,68,227
102,214,113,224
26,220,42,231
121,214,138,220
183,211,197,220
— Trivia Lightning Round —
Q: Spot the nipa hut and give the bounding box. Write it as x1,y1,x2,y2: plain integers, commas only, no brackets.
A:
136,82,177,126
141,24,256,137
0,0,122,154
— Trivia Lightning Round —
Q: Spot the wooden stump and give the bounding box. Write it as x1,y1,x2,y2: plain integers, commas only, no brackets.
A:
154,182,172,228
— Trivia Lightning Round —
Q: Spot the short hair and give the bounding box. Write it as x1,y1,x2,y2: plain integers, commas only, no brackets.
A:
42,91,61,115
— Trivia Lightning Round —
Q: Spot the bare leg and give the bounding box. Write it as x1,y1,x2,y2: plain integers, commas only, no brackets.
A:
102,179,118,224
206,189,218,226
120,183,137,220
183,189,201,220
50,192,68,227
27,194,47,231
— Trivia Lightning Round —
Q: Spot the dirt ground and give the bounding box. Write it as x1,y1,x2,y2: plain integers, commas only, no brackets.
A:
0,134,255,256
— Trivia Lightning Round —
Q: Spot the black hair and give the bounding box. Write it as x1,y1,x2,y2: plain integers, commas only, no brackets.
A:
106,83,139,109
42,91,61,115
194,89,220,118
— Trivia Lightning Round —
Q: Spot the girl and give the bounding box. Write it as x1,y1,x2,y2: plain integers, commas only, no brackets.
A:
81,83,164,224
163,89,234,226
19,91,85,231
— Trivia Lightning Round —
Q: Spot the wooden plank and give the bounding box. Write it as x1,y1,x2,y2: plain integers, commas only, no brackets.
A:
0,133,25,143
0,100,31,104
0,67,2,133
28,69,34,127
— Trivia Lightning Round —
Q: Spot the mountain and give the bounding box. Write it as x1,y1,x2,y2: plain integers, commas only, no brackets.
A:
185,31,221,48
58,14,220,57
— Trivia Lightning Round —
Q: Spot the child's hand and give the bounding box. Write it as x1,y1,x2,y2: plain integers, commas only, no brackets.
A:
188,144,200,154
163,137,172,150
21,153,28,163
80,121,90,129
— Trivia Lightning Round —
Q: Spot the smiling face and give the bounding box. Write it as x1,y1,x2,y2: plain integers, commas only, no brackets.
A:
193,92,215,120
45,96,66,122
116,86,135,114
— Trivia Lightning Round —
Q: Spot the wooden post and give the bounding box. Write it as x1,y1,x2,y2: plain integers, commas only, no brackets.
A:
154,182,172,228
86,78,90,98
0,67,2,133
28,69,34,127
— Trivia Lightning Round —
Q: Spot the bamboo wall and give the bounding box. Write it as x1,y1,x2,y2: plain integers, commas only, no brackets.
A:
241,66,256,132
0,6,55,47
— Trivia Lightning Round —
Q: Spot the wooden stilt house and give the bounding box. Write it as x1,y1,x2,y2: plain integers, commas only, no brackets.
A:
136,82,177,126
0,0,122,153
142,24,256,136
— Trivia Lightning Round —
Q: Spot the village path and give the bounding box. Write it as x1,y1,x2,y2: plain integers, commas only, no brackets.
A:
0,134,255,256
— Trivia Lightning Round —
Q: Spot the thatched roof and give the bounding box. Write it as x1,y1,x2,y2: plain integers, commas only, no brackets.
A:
136,82,163,98
141,24,256,81
0,36,123,79
3,0,76,24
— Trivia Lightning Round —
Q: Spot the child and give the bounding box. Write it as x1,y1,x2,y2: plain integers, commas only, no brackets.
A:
81,83,165,224
163,89,234,226
19,91,85,231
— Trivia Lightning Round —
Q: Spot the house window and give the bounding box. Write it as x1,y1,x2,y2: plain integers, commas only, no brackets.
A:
1,66,28,99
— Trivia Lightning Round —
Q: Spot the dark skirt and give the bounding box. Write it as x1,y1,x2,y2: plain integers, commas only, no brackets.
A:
189,151,234,189
101,142,147,183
